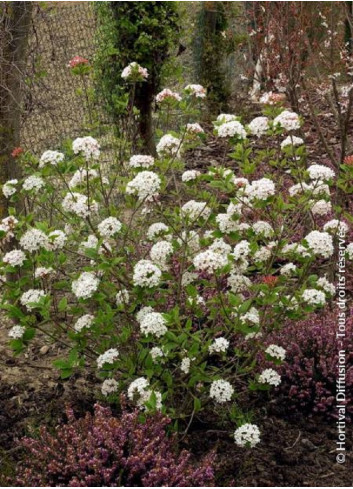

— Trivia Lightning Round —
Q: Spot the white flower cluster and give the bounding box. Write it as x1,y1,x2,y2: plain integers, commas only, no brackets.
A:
193,249,228,273
3,249,26,267
156,134,182,158
97,348,119,369
258,368,281,386
139,312,167,338
186,123,204,134
234,423,261,448
72,272,99,299
150,240,173,268
227,273,251,293
62,192,98,218
317,276,335,296
121,62,148,80
310,199,331,216
280,262,297,276
98,217,122,238
217,120,247,139
3,179,18,198
209,379,234,403
147,222,170,241
116,288,129,306
302,288,326,306
305,230,334,259
281,135,304,148
233,240,250,260
248,116,269,137
127,377,162,410
35,266,54,279
0,216,18,237
265,344,286,361
101,378,119,396
20,289,46,310
128,154,155,169
48,230,67,250
252,220,274,237
216,113,237,123
150,346,164,362
182,170,201,182
72,136,100,160
181,200,211,220
156,88,181,103
69,168,98,188
39,150,64,168
346,243,353,260
323,219,348,234
22,175,45,192
8,325,25,339
74,314,95,332
209,337,229,354
20,228,49,252
274,110,301,131
307,164,335,182
240,306,260,325
133,259,161,288
126,171,161,200
184,84,206,98
180,357,191,374
245,178,275,201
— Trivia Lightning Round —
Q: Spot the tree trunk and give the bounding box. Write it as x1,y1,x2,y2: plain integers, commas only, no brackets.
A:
135,82,156,156
0,1,32,218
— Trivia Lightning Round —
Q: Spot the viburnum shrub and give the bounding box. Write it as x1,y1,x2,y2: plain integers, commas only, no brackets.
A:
1,65,352,445
13,404,215,487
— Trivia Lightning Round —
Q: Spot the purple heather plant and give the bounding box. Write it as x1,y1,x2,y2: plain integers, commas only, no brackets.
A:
14,404,215,487
267,308,353,419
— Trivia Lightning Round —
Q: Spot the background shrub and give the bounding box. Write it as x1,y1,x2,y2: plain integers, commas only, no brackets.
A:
14,404,215,487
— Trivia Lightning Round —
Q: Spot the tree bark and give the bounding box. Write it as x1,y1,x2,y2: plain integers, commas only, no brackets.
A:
0,1,32,218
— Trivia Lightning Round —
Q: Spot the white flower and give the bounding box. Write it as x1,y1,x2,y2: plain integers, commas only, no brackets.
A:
280,263,297,276
181,271,197,286
209,238,232,257
150,347,164,362
150,240,173,266
240,307,260,325
22,175,45,192
3,179,18,198
98,217,122,238
35,267,54,279
80,234,98,251
136,306,154,323
121,62,148,80
180,357,191,374
245,178,275,201
69,168,98,188
147,222,170,241
133,259,161,288
252,221,274,237
310,199,331,216
265,344,286,361
216,213,240,234
20,229,49,252
116,288,129,306
233,240,251,260
302,288,326,306
181,200,211,220
177,230,200,254
128,377,150,400
234,424,261,448
323,219,349,234
187,294,205,307
289,182,311,196
193,249,228,273
184,84,206,98
20,289,46,310
97,348,119,369
305,230,334,259
209,337,229,354
74,314,95,332
156,134,182,157
227,273,251,293
182,170,201,182
3,249,26,267
248,116,269,137
233,177,249,189
72,136,100,160
274,110,301,131
8,325,26,339
258,368,281,386
0,216,18,235
128,154,155,169
72,272,99,299
48,230,67,250
217,120,247,139
310,181,330,197
101,379,119,396
126,171,161,200
307,164,335,182
186,123,204,134
253,245,272,263
156,88,182,103
39,150,64,168
140,312,167,338
62,192,98,218
317,276,335,295
281,135,304,148
216,113,237,123
209,379,234,403
346,243,353,260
